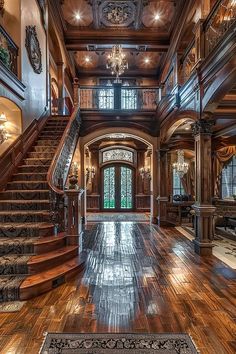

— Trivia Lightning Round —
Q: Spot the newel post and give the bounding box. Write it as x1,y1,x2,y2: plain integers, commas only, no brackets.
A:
64,188,84,247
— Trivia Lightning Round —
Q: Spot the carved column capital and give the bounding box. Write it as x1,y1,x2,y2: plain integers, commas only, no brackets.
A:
191,119,215,136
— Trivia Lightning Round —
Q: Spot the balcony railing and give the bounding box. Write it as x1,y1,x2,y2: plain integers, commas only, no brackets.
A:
205,0,236,56
79,86,159,111
0,25,18,76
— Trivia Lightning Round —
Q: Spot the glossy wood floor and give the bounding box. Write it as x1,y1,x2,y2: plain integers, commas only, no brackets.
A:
0,222,236,354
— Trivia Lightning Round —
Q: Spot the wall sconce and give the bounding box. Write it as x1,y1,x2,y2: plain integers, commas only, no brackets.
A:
86,166,95,179
0,112,10,144
140,167,151,180
68,161,79,189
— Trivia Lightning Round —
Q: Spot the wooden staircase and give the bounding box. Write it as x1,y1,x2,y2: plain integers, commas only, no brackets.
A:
0,115,84,303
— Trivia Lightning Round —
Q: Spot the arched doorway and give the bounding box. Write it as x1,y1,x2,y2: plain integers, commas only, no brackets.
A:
102,164,135,211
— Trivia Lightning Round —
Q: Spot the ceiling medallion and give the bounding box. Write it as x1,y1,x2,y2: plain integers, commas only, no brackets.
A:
106,45,128,82
101,1,136,27
25,26,42,74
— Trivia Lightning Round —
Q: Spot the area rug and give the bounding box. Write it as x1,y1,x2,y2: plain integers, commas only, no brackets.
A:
0,276,26,302
0,300,26,313
40,333,199,354
87,213,150,222
177,226,236,269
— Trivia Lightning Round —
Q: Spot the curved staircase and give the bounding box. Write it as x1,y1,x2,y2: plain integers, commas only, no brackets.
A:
0,116,84,303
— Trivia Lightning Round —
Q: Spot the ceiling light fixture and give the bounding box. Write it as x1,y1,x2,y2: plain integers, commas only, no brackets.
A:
75,12,81,20
154,13,160,21
144,57,150,63
85,56,90,63
106,45,128,82
173,150,189,178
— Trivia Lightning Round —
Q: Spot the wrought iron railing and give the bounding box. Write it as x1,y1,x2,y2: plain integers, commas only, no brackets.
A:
204,0,236,56
0,25,18,76
79,86,159,111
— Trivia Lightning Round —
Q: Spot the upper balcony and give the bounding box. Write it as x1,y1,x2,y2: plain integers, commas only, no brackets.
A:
79,85,160,113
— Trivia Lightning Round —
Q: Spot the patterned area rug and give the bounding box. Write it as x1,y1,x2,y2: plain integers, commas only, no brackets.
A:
40,333,199,354
87,213,150,222
0,300,26,312
0,276,26,302
177,226,236,269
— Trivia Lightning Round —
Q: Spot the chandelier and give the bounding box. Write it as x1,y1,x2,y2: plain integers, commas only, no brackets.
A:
173,150,189,178
106,45,128,82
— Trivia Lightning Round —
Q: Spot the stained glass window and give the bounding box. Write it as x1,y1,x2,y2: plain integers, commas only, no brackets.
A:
120,166,133,209
102,149,133,163
121,88,137,110
103,166,115,209
173,168,184,195
221,155,236,198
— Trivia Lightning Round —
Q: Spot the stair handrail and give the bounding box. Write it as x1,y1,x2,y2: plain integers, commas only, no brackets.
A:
47,104,80,195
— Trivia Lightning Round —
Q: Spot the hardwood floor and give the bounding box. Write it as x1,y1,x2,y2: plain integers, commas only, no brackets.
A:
0,222,235,354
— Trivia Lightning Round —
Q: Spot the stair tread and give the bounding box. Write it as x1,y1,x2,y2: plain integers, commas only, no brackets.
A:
20,256,83,288
13,173,47,175
34,233,65,245
0,210,50,215
0,199,50,203
0,222,54,228
2,189,48,192
28,246,78,264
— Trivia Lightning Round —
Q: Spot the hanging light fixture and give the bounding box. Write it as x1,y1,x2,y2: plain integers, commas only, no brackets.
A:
106,45,128,82
173,150,189,178
0,112,9,144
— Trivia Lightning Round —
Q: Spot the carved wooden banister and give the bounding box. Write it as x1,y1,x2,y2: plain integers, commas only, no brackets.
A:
47,105,81,231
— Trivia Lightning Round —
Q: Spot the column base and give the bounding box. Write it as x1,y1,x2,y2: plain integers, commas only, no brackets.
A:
193,239,213,256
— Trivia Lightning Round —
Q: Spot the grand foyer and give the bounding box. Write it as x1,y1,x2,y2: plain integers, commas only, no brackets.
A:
0,0,236,353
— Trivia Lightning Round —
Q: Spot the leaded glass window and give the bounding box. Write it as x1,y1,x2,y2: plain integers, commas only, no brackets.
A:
120,166,133,209
121,88,137,110
173,168,184,195
221,156,236,198
98,88,114,109
102,149,133,163
103,166,115,209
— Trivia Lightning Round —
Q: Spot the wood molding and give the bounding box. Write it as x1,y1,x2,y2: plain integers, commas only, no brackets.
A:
0,62,26,100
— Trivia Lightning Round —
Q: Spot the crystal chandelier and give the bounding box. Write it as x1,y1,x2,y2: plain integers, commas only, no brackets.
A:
173,150,189,178
106,45,128,82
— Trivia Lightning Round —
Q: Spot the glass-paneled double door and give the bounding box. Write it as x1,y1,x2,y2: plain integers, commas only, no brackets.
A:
102,164,134,211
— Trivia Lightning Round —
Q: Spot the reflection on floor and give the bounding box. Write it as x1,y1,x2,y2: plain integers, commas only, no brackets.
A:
0,222,236,354
177,226,236,269
87,212,150,222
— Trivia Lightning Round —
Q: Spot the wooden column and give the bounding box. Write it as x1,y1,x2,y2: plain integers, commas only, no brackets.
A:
57,61,65,114
157,147,169,226
65,189,84,248
73,77,79,106
192,119,215,256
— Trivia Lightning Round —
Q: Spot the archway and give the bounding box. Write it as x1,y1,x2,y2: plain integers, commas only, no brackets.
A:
77,128,158,223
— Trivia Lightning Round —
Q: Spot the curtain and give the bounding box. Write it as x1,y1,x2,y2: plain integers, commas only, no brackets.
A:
181,160,194,197
213,146,236,198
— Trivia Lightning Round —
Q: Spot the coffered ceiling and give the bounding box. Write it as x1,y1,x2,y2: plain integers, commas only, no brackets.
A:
56,0,181,77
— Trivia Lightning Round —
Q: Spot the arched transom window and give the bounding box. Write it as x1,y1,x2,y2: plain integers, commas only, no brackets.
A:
102,148,134,163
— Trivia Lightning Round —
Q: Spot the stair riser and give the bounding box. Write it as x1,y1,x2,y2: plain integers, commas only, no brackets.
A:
28,248,78,274
1,191,49,200
24,159,51,166
0,262,28,275
0,226,54,238
18,166,49,173
12,174,47,182
0,202,50,211
35,237,66,255
35,140,58,146
0,243,34,256
32,147,56,153
7,182,48,190
28,152,55,159
0,213,50,223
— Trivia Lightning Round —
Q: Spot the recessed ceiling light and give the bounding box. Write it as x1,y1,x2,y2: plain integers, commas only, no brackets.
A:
75,12,81,20
144,58,150,63
85,56,90,63
185,126,191,130
154,13,160,21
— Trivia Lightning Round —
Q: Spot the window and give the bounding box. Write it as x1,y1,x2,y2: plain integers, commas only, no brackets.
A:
121,88,137,109
173,168,184,195
98,87,114,109
102,149,134,163
221,156,236,198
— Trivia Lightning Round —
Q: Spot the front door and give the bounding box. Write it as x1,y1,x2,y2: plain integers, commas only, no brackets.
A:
102,165,134,211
